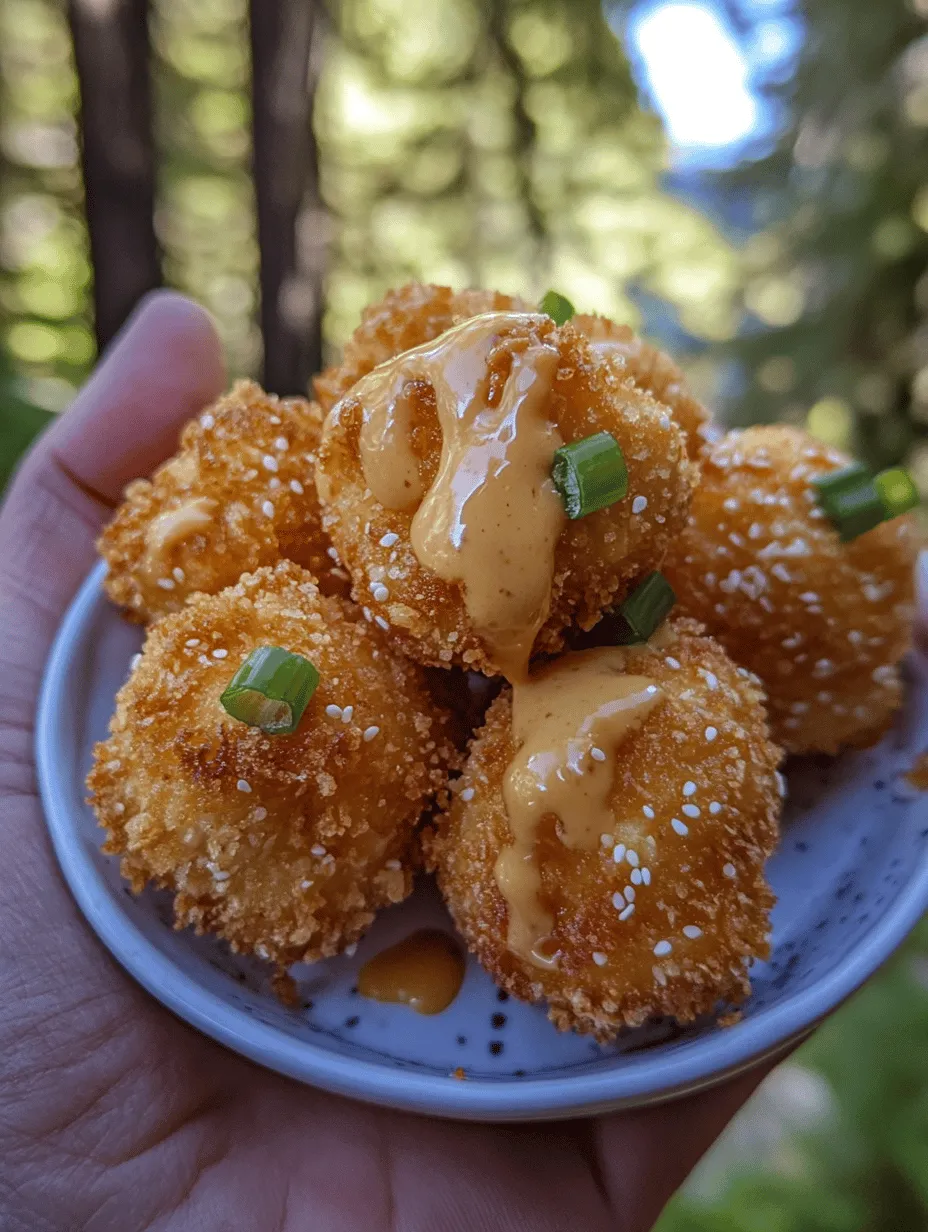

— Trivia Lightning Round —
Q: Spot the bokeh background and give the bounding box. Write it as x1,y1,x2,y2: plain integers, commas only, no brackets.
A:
2,1,928,1225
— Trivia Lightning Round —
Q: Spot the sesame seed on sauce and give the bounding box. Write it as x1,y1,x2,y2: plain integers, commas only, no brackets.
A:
632,496,648,514
341,705,354,723
460,787,475,801
212,648,228,659
173,567,185,583
591,747,607,762
185,638,200,648
290,479,304,494
682,803,701,818
705,726,718,742
683,781,696,796
157,578,175,590
643,804,655,819
372,584,389,603
653,940,672,957
626,849,640,867
236,779,252,793
262,455,278,472
672,818,689,836
723,862,737,878
327,546,340,561
612,890,626,910
200,413,215,429
624,885,636,901
613,843,626,864
701,670,719,691
254,807,268,821
311,844,327,857
641,868,652,885
274,436,289,451
325,704,343,719
665,657,681,670
619,904,635,921
600,833,614,848
630,867,642,885
683,925,703,939
380,532,399,548
709,801,722,814
592,952,608,966
363,725,380,741
375,615,390,631
262,500,275,518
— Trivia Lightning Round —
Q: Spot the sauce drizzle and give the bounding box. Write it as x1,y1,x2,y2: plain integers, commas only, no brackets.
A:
358,929,465,1015
352,312,565,680
496,647,663,967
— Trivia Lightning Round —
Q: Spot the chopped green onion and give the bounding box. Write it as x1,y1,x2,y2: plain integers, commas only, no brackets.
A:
552,432,628,519
876,467,919,519
220,646,319,735
617,573,676,644
540,290,575,326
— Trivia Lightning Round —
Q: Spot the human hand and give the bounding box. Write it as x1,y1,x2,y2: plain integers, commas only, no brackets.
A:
0,293,773,1232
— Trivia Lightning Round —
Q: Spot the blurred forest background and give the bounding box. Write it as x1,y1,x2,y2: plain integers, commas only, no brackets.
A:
1,0,927,1226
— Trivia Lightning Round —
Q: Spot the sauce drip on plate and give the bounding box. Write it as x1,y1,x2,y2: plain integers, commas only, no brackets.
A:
353,312,565,680
496,647,663,968
358,930,466,1015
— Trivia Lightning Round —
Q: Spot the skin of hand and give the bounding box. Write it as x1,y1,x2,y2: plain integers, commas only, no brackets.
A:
0,292,777,1232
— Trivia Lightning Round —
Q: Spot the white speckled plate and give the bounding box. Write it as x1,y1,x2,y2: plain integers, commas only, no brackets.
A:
36,561,928,1121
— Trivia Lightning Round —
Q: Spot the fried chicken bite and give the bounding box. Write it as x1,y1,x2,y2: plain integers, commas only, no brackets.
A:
87,562,457,968
662,426,919,754
316,311,697,678
573,314,717,459
314,282,530,412
425,620,781,1040
99,380,346,624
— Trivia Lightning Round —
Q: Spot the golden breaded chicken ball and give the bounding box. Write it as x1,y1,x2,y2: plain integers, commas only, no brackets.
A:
100,380,346,623
425,620,781,1040
314,282,530,412
316,311,697,678
572,314,717,459
662,426,919,754
87,562,457,968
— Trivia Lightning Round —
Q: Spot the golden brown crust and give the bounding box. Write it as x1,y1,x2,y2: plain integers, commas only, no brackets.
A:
87,562,458,967
316,315,698,676
99,380,347,623
572,314,717,460
662,426,919,754
314,283,531,412
425,620,781,1040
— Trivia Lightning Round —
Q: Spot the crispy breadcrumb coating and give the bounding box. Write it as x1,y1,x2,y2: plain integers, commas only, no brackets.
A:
99,380,346,623
87,562,457,967
573,313,717,459
662,426,919,754
425,620,781,1041
314,282,530,412
316,313,697,675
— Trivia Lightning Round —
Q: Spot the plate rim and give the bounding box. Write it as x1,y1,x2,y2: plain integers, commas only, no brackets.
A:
35,560,928,1121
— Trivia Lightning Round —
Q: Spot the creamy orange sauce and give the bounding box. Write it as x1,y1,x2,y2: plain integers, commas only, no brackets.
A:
907,751,928,790
496,647,663,968
357,930,465,1015
353,312,564,679
142,498,216,580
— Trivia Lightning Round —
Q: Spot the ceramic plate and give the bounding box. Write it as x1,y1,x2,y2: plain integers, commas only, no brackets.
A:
35,561,928,1121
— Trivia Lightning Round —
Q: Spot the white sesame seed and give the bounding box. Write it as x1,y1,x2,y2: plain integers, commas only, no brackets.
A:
709,801,722,815
683,781,697,796
156,578,175,590
641,868,651,885
619,904,635,921
129,653,142,670
311,844,326,857
269,477,281,490
172,567,185,583
263,454,278,472
341,705,354,723
364,725,380,741
290,479,304,495
672,818,689,836
327,546,340,561
212,648,228,659
185,638,200,647
254,807,267,821
626,849,640,867
665,656,681,670
723,862,737,878
654,940,672,957
775,771,787,797
632,495,648,514
325,704,343,719
613,843,626,864
643,804,655,819
624,885,636,901
701,670,719,690
113,802,125,814
236,779,251,793
682,803,700,818
705,726,718,742
592,951,608,966
262,500,275,518
274,436,289,451
630,867,642,885
591,747,607,762
372,584,389,602
612,890,626,909
200,413,215,429
380,532,399,548
683,925,703,939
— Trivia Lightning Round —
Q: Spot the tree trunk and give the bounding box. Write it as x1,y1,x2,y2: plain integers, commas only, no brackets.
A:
250,0,328,395
68,0,160,351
